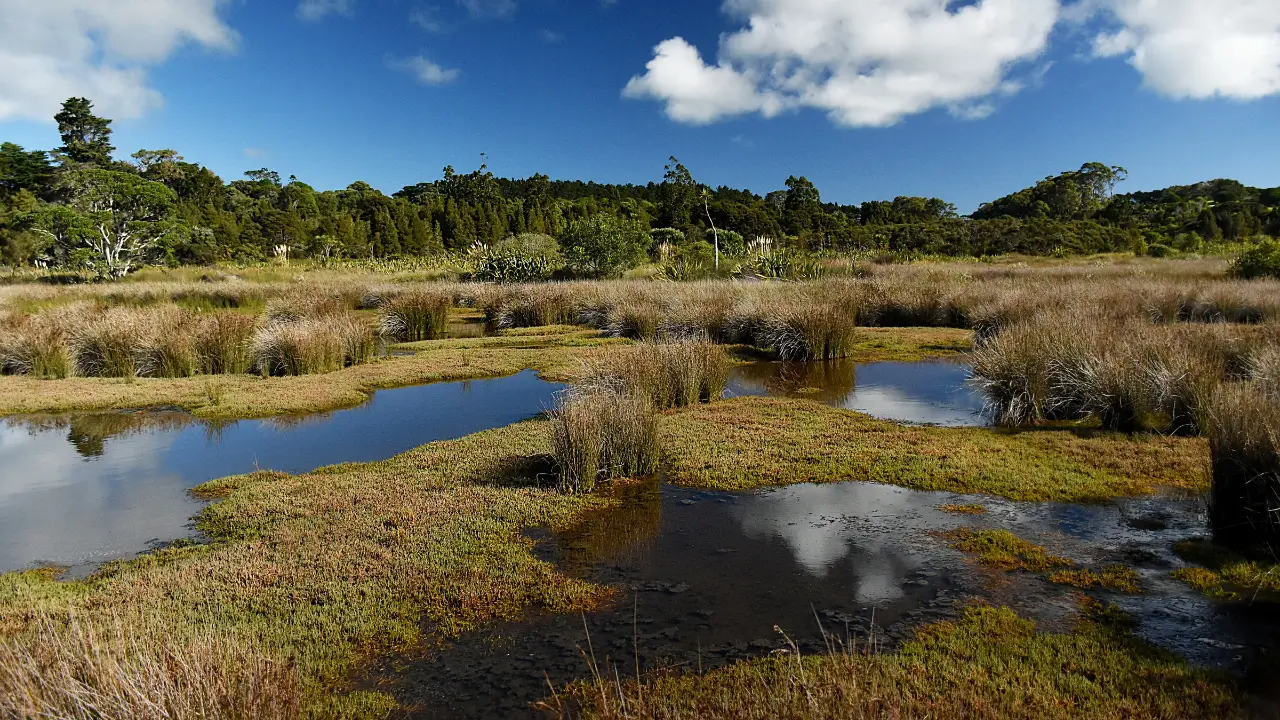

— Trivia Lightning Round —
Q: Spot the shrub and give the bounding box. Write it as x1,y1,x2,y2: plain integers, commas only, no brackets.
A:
471,233,563,283
378,289,451,341
661,241,717,281
1230,239,1280,280
551,385,659,494
561,215,650,279
742,250,821,280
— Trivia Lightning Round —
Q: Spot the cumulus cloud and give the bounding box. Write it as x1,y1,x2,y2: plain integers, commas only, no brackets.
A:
0,0,236,122
298,0,355,21
625,0,1061,127
1089,0,1280,99
391,55,462,85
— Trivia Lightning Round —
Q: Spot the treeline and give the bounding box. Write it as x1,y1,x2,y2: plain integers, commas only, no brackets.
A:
1,99,1278,278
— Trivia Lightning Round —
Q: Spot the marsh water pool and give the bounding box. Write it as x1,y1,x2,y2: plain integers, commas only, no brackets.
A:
728,358,989,427
0,370,563,575
372,480,1279,719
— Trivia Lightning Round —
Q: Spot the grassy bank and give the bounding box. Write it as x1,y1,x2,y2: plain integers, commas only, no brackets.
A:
0,327,621,419
0,420,620,717
661,396,1208,502
553,604,1241,720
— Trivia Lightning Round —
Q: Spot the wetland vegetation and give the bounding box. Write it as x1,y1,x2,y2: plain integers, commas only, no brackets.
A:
2,98,1280,719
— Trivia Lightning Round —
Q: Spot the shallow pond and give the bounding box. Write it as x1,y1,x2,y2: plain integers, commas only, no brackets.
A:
0,370,563,575
372,480,1279,719
728,359,988,427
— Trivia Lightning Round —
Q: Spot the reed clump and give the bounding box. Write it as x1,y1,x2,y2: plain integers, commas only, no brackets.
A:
194,312,257,375
378,289,452,340
0,313,71,378
0,615,303,720
136,307,199,379
551,384,659,493
744,289,860,362
1205,384,1280,546
70,308,151,378
250,312,374,377
589,341,731,409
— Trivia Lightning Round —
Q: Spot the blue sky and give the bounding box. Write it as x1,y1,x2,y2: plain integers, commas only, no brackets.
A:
1,0,1278,212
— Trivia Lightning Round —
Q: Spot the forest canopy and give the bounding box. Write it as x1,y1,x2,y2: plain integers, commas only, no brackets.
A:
2,99,1277,278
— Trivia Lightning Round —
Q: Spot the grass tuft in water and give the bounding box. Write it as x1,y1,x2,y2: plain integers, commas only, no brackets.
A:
944,528,1073,572
378,290,452,341
551,385,659,494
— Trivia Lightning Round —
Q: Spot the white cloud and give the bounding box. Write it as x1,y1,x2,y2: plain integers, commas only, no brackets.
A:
625,0,1061,127
391,55,462,85
410,6,450,33
298,0,354,21
0,0,236,123
1089,0,1280,100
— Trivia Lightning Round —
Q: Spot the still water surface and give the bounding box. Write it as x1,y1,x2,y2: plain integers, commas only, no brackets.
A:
0,370,562,574
728,359,988,427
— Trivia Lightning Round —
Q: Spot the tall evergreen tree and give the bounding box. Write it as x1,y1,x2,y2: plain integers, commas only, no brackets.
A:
54,98,116,166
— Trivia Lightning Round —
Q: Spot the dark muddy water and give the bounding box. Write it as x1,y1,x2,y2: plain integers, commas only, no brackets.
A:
0,370,563,575
728,359,988,427
372,481,1279,719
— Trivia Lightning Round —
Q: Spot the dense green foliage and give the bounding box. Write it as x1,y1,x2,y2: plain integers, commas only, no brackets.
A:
2,99,1278,278
1229,238,1280,279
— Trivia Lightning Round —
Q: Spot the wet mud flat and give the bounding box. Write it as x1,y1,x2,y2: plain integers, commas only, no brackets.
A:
369,480,1279,719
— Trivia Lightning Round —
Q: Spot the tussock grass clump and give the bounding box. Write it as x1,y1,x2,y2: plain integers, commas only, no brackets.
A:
490,285,579,329
1204,384,1280,546
264,290,350,324
603,299,665,341
250,313,374,377
551,385,659,493
70,308,151,378
194,312,257,375
742,288,860,362
589,341,731,409
378,289,452,341
0,615,303,720
1046,322,1158,432
968,318,1060,426
0,314,71,378
136,308,199,379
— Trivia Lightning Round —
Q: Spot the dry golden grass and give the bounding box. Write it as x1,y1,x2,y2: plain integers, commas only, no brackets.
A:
0,614,303,720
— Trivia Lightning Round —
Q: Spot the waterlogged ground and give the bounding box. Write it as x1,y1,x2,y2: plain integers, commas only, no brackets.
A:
728,358,988,427
368,480,1280,719
0,370,562,574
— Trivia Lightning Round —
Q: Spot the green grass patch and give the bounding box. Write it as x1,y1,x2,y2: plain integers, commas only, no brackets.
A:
944,528,1072,572
941,503,988,515
555,604,1240,720
660,397,1208,502
1050,565,1143,594
1171,539,1280,602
